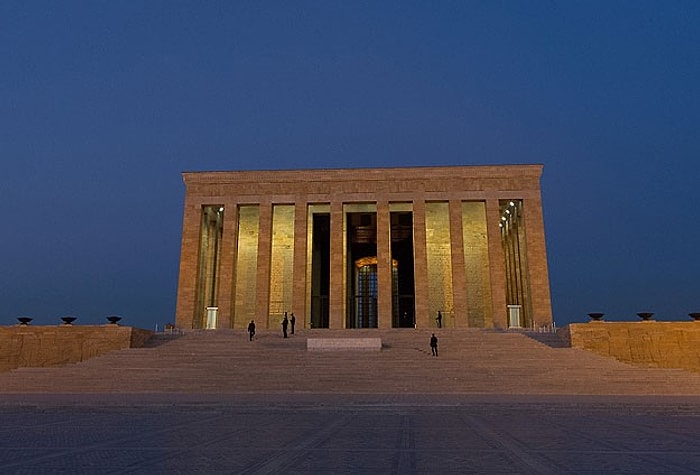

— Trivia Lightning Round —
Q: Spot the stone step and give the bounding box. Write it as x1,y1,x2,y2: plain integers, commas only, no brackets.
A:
3,329,700,395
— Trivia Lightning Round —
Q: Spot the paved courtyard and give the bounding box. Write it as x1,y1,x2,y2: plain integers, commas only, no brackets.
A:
1,393,700,474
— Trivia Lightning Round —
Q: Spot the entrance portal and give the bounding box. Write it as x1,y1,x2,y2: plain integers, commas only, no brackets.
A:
354,257,378,328
310,213,330,328
349,256,399,328
391,211,415,327
346,212,377,328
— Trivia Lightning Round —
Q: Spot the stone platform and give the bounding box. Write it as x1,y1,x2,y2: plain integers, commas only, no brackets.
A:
0,325,152,372
3,328,700,394
1,329,700,472
566,321,700,372
1,393,700,473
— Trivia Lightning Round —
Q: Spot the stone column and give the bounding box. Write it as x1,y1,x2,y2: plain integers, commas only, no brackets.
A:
255,200,273,328
329,200,344,329
376,199,392,328
216,202,238,329
523,194,553,326
292,201,308,328
486,198,507,329
412,198,429,328
175,194,201,329
449,199,468,327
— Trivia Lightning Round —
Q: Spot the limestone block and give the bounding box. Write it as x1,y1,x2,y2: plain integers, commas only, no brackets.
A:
307,338,382,352
0,326,153,372
568,322,700,372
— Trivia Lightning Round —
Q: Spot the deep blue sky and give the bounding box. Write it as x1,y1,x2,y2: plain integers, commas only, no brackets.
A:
2,1,698,329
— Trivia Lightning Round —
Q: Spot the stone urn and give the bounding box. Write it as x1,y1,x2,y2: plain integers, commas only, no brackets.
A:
61,316,77,325
689,313,700,322
587,313,604,322
637,312,654,321
16,317,33,325
106,316,122,325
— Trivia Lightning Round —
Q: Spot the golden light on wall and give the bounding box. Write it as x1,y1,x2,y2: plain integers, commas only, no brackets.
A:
425,201,453,326
354,256,398,267
462,201,492,327
233,205,259,328
268,204,295,326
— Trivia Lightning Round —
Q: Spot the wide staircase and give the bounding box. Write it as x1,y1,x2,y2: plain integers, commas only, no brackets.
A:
2,328,700,395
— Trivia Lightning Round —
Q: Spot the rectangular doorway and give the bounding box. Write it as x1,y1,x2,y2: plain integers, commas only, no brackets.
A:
391,211,415,327
346,212,378,328
310,212,330,328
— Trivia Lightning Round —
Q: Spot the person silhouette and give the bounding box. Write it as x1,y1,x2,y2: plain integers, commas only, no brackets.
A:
430,333,438,357
247,320,256,341
282,312,289,338
436,311,443,328
290,313,296,335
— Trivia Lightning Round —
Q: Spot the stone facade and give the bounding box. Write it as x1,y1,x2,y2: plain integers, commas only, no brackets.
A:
565,321,700,372
0,325,152,373
176,165,552,330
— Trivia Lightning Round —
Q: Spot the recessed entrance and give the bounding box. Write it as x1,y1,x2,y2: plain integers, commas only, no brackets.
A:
391,211,415,327
346,212,377,328
354,256,379,328
310,213,330,328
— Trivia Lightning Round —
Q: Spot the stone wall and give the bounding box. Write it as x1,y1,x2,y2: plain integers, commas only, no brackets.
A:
0,325,153,373
177,165,553,330
565,322,700,372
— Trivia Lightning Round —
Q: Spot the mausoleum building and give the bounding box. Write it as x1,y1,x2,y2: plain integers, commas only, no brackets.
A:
175,165,552,330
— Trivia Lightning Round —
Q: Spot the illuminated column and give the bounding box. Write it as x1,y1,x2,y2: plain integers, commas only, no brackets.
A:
255,201,273,328
292,201,308,327
376,199,392,329
523,195,553,326
449,199,468,327
486,198,507,329
412,198,429,328
329,200,344,329
175,195,202,329
216,202,238,329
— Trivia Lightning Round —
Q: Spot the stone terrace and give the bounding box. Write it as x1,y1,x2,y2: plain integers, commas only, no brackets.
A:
3,329,700,473
2,328,700,395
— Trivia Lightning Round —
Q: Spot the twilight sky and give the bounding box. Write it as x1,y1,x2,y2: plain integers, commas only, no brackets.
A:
2,1,698,330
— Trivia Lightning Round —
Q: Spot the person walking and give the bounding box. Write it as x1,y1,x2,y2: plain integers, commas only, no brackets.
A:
436,311,443,328
290,313,296,335
430,333,438,357
247,320,256,341
282,312,289,338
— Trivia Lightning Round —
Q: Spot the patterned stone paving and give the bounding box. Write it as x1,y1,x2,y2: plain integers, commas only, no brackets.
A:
1,394,699,473
3,329,700,472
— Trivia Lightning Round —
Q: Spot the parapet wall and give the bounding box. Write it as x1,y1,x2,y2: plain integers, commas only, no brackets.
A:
564,322,700,372
0,325,153,373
